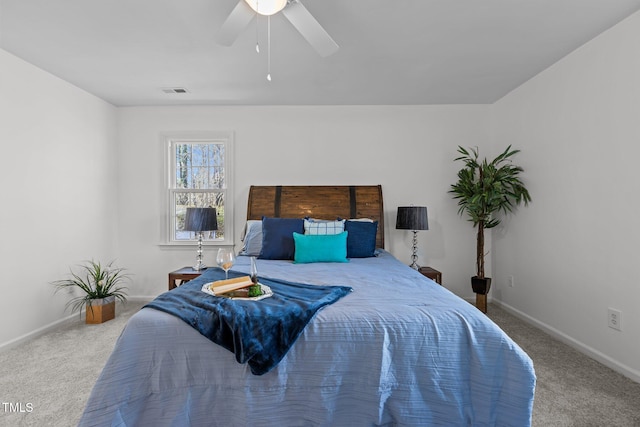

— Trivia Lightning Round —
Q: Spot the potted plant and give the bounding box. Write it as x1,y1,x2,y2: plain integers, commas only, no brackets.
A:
53,260,129,324
449,145,531,311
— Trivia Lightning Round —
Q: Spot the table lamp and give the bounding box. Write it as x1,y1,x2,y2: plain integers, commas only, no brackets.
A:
184,207,218,270
396,206,429,270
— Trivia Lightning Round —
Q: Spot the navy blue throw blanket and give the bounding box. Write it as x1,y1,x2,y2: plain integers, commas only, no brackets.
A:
145,268,352,375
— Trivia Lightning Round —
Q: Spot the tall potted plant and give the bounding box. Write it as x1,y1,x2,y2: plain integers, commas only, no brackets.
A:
52,260,129,324
449,145,531,309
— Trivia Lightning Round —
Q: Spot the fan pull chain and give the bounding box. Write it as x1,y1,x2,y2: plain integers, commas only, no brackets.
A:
255,1,260,53
267,15,272,81
255,23,260,53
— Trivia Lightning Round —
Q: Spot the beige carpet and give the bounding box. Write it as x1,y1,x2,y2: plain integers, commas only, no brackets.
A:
0,301,146,427
489,304,640,427
0,301,639,426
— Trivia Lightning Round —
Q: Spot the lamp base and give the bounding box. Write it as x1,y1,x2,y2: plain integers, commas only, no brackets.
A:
409,230,420,270
192,232,207,271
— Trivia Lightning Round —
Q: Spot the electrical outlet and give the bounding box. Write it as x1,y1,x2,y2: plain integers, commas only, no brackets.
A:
608,308,622,331
508,275,514,288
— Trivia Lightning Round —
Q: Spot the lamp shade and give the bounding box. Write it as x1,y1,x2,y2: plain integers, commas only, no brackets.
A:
184,208,218,232
396,206,429,231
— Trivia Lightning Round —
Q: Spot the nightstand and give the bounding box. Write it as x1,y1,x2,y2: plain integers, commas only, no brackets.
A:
168,267,203,290
418,266,442,285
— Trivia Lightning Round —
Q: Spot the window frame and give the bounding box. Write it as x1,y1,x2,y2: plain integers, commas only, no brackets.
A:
161,131,234,247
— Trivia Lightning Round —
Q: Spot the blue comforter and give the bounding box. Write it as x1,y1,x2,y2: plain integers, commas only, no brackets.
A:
144,269,351,375
80,250,535,426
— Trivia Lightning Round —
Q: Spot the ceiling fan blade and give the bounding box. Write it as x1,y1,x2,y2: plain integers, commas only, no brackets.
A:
282,1,339,57
217,1,255,46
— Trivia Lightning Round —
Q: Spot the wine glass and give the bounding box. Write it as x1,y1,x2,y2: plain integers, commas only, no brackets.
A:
216,248,236,280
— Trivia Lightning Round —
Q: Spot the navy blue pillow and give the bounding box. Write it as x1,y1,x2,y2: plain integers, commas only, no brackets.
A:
344,220,378,258
258,217,304,260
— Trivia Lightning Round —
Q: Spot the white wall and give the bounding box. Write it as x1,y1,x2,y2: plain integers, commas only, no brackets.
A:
491,11,640,381
0,49,118,347
116,105,491,297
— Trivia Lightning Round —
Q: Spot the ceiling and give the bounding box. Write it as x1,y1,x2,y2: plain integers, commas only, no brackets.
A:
2,0,640,107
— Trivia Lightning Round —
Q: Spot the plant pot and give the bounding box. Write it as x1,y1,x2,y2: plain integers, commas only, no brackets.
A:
471,276,492,295
85,296,116,324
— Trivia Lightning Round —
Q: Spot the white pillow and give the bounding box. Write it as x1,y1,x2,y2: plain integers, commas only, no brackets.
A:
304,219,345,235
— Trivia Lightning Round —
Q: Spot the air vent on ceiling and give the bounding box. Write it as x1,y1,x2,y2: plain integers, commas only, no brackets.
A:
162,87,190,94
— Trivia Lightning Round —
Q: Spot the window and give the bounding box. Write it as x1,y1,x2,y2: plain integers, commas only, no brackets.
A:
163,132,234,246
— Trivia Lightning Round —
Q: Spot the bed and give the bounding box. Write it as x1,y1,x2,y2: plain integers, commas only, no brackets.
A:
79,185,535,426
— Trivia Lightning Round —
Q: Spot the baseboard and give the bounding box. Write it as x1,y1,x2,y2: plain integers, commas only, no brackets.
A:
126,295,157,303
0,297,154,353
494,300,640,384
0,311,81,353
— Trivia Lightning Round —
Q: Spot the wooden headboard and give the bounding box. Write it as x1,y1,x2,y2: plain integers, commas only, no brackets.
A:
247,185,384,248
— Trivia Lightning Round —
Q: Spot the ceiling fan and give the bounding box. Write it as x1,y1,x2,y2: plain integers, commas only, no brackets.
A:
217,0,339,57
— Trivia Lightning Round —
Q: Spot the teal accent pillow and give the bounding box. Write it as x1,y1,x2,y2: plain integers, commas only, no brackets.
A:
293,231,349,264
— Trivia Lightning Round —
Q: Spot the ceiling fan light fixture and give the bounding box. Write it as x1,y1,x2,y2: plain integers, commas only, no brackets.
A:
244,0,287,16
